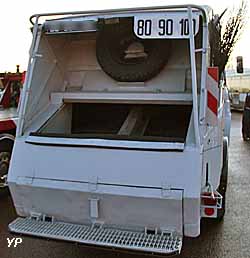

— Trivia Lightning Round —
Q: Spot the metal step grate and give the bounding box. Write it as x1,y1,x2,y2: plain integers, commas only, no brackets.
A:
9,217,182,255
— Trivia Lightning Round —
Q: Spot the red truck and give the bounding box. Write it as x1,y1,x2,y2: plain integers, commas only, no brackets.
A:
0,66,25,188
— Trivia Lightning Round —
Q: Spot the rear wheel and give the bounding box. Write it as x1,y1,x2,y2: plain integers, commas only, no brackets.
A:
0,134,14,192
242,95,250,141
216,138,228,221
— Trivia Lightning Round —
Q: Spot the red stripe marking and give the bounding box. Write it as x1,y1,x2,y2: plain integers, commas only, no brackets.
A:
207,91,218,115
0,120,16,132
21,71,26,84
208,67,219,82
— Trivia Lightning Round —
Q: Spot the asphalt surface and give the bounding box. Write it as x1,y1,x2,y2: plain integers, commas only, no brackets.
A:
0,111,249,258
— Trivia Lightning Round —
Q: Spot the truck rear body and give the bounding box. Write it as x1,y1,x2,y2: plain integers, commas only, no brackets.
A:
8,5,231,255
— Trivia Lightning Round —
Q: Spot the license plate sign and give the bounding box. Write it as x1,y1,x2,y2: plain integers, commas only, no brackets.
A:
134,12,200,39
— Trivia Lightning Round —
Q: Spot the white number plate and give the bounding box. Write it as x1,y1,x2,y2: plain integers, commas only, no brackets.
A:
134,12,200,39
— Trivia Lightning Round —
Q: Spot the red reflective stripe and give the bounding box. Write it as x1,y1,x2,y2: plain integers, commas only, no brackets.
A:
0,120,16,132
208,67,219,83
21,71,26,84
207,91,218,115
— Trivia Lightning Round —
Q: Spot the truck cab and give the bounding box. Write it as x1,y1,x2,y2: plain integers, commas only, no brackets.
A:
8,5,230,255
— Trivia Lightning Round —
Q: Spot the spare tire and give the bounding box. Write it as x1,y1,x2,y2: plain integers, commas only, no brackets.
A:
96,19,171,82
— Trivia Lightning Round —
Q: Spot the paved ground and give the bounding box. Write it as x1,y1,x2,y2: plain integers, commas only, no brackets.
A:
0,111,249,258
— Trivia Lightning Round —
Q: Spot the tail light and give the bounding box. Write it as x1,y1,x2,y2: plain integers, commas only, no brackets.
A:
201,191,222,218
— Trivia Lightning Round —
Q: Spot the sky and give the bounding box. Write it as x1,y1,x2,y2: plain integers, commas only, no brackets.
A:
0,0,249,72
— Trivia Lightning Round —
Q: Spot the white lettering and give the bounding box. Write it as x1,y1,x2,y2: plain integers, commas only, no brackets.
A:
7,237,23,248
14,238,23,247
7,238,15,248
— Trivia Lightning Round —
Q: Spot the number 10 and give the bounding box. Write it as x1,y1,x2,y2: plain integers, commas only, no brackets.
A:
180,19,196,36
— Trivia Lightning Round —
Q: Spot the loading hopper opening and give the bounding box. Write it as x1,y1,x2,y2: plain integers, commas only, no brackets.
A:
35,103,192,143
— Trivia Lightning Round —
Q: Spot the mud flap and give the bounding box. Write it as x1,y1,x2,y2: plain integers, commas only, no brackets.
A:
9,217,182,255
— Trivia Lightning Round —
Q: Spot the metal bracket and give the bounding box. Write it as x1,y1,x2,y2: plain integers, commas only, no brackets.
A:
42,214,55,223
160,227,178,236
30,212,55,223
32,53,43,58
30,212,43,221
89,198,99,219
195,48,207,53
0,175,8,188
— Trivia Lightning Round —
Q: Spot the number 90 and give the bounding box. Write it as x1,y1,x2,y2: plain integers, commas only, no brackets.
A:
158,19,173,36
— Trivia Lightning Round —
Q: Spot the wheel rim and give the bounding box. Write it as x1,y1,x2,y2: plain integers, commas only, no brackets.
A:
0,152,11,187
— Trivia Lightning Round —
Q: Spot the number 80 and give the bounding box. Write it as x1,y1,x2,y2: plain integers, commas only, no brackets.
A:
137,19,152,36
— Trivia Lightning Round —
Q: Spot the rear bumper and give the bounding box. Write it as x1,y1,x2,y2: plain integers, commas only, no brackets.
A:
9,217,182,255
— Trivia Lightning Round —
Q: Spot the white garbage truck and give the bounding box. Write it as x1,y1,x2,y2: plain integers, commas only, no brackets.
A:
8,5,231,255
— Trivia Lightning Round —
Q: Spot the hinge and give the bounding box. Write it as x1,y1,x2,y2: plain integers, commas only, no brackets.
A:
161,182,172,198
88,176,98,192
16,176,33,186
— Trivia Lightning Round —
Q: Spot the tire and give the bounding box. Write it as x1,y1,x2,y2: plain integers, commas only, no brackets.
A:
96,18,171,82
242,108,250,141
0,134,14,153
0,134,14,192
216,138,228,221
242,95,250,141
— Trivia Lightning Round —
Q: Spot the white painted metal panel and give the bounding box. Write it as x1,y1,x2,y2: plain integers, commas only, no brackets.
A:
8,139,202,198
8,178,184,235
50,92,193,105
